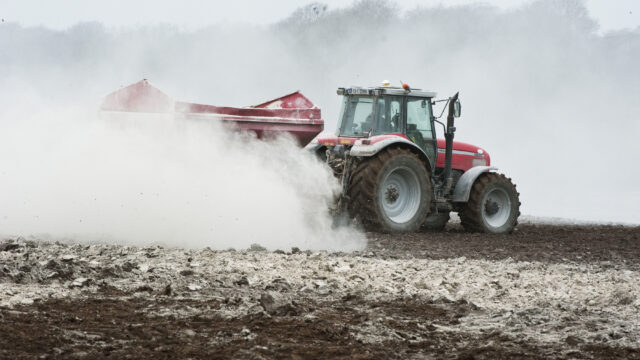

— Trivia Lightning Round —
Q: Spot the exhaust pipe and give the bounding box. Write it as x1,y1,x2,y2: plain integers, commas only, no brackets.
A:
442,92,459,195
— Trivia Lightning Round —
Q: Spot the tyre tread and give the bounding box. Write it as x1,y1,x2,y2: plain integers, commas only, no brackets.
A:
459,173,521,233
347,148,431,232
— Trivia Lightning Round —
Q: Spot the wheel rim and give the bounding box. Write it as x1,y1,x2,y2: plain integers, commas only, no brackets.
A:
481,187,512,228
380,166,421,224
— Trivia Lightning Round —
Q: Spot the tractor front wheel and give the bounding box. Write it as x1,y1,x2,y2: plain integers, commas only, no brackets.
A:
459,173,520,234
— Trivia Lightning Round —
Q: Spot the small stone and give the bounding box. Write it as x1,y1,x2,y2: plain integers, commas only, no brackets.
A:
241,328,251,336
24,240,37,248
180,269,194,276
259,293,276,314
121,261,136,272
134,285,154,293
189,262,200,268
613,289,635,305
291,247,301,254
0,243,20,252
163,284,172,296
181,329,196,337
20,298,34,305
187,284,202,291
71,277,89,287
140,264,153,273
69,351,89,359
565,335,582,346
145,251,159,258
18,264,31,273
61,255,77,262
265,278,291,292
609,331,623,340
235,276,249,286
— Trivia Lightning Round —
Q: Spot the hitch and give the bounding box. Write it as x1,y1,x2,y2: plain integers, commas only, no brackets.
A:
335,153,354,215
325,147,354,217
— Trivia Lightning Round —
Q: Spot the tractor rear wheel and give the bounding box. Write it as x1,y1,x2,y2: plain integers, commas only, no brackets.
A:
347,148,431,233
459,173,520,233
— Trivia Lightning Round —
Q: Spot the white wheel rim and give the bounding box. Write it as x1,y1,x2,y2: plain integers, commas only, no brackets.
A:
481,187,511,228
380,166,421,224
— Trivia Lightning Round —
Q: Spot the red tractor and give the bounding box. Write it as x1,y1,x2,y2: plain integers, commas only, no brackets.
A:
306,84,520,233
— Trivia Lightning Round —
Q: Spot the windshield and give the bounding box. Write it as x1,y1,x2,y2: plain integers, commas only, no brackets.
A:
338,96,374,137
338,95,405,137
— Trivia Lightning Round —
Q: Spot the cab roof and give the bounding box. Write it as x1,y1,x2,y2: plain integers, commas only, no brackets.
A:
338,86,437,98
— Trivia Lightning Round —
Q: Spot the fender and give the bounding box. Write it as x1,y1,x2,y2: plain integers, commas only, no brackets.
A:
304,141,323,153
350,137,433,172
452,166,498,202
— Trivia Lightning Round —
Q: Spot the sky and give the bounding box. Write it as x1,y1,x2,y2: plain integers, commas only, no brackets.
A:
0,0,638,238
1,0,638,32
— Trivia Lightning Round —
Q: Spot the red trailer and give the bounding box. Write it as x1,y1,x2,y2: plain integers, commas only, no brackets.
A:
100,79,324,146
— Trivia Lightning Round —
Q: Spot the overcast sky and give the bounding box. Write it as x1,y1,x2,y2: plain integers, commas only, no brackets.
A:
1,0,638,32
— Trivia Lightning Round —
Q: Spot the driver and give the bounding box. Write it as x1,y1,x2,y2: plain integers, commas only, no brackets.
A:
361,101,383,134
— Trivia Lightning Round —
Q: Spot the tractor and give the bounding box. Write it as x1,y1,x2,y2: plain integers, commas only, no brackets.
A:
306,83,520,233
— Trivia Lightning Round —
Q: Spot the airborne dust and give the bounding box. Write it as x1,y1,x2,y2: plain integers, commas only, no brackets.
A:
0,0,639,250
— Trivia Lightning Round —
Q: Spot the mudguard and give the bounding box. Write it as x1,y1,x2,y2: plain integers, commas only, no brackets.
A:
452,166,498,202
350,137,433,170
304,141,322,153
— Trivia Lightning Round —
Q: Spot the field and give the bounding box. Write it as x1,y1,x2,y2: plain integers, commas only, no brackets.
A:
1,223,639,359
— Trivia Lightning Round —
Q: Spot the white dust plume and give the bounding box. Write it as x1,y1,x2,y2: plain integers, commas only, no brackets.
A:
0,95,365,251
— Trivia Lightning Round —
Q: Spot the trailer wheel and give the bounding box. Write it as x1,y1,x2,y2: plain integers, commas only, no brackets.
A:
459,173,520,233
347,148,431,233
422,212,450,231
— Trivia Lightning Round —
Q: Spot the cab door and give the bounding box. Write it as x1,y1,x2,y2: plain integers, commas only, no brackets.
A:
405,97,437,168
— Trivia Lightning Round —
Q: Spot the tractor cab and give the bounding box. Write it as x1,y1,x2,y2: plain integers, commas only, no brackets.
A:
335,85,439,165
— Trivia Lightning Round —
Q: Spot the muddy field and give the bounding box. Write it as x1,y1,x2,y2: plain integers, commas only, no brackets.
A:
1,223,640,359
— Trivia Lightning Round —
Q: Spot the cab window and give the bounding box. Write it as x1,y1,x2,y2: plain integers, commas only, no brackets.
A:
406,98,435,161
338,96,374,137
372,96,403,135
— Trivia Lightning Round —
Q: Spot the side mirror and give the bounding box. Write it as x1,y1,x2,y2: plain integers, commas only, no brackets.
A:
453,99,461,118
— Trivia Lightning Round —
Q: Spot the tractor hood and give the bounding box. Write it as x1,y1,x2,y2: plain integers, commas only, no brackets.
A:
434,138,490,171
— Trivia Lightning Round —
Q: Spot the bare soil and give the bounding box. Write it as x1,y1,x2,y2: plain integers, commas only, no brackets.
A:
1,224,639,359
368,223,640,264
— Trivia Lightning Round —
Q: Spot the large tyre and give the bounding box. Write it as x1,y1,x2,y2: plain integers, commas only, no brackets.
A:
459,173,520,233
347,148,431,233
423,212,450,231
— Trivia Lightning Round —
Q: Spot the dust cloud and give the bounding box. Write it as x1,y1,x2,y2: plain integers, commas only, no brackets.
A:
0,100,365,250
0,0,638,248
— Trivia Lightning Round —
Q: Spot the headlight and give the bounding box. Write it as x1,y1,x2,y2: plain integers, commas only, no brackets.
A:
472,157,487,167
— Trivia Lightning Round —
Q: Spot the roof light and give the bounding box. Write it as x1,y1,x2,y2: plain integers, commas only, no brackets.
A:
402,83,411,92
381,80,390,87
